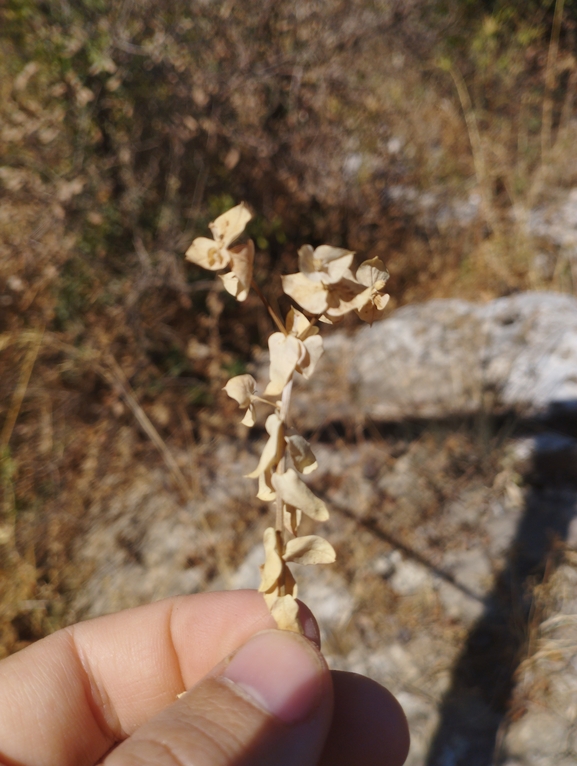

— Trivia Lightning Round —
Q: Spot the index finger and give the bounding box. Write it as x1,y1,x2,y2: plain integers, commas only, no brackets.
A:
0,590,279,766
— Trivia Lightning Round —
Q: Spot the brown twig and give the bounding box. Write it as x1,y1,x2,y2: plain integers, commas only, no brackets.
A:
0,328,44,450
448,64,499,238
251,279,287,334
102,354,193,501
542,0,566,159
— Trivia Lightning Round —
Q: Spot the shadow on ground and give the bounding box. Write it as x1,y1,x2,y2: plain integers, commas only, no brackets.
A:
425,406,577,766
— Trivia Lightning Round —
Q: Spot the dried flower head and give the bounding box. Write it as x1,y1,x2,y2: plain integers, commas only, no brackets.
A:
185,202,254,301
353,257,391,324
281,244,356,316
281,245,390,325
264,309,324,396
185,202,391,632
223,374,257,426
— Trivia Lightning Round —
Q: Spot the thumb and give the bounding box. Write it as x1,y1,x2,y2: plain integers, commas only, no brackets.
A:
103,630,333,766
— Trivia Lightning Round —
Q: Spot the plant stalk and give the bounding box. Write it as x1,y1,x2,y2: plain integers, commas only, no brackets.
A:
251,279,287,334
274,378,294,593
542,0,565,159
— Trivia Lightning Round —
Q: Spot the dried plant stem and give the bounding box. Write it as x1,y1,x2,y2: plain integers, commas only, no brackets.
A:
251,279,287,334
274,383,293,531
103,354,193,501
275,457,286,533
542,0,565,159
273,445,286,596
274,471,286,600
279,379,293,425
558,67,577,140
176,402,202,498
252,395,279,408
274,379,294,591
0,328,44,450
276,528,286,597
448,64,500,239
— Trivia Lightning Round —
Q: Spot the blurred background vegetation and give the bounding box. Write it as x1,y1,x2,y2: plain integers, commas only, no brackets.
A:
1,0,576,655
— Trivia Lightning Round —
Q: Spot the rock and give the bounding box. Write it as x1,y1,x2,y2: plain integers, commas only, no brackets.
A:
68,441,264,621
370,551,397,578
390,555,433,596
445,487,490,527
378,454,437,517
279,292,577,428
504,711,569,764
333,641,420,687
526,188,577,252
226,543,263,590
69,471,197,618
500,553,577,765
442,548,493,597
437,581,485,625
435,548,492,624
485,504,522,559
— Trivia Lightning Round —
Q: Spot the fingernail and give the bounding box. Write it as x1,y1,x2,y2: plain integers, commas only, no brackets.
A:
222,630,325,724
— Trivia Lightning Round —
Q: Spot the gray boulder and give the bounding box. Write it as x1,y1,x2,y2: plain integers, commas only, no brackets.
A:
281,292,577,428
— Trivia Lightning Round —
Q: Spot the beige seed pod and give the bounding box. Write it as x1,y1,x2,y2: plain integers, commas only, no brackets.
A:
272,469,329,522
186,202,254,301
283,535,336,565
223,374,257,426
285,434,318,474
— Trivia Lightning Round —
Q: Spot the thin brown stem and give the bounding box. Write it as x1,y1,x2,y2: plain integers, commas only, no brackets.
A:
103,354,192,501
448,63,499,237
275,529,286,596
275,455,286,533
274,379,294,543
542,0,565,159
251,279,287,334
1,328,44,450
251,395,279,408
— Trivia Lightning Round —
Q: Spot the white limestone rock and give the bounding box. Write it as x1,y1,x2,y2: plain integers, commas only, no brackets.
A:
283,292,577,428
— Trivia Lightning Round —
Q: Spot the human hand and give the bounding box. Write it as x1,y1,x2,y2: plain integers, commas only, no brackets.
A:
0,590,409,765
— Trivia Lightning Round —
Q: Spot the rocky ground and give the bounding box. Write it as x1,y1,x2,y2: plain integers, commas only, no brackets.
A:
62,292,577,766
502,549,577,766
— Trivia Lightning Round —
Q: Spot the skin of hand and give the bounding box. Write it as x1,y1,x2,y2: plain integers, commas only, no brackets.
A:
0,590,409,766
